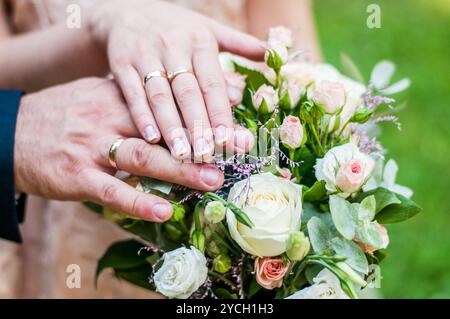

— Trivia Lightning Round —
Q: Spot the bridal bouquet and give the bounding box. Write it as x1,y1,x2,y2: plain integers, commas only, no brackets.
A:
90,27,421,299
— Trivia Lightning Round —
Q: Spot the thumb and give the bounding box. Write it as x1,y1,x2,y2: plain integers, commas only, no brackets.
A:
210,22,266,61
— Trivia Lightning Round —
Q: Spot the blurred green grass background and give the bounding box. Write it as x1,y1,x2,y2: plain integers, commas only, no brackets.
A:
314,0,450,298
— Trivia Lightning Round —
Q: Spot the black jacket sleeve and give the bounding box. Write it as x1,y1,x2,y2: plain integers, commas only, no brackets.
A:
0,89,24,243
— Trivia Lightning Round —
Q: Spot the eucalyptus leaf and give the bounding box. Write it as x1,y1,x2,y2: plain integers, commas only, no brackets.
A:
303,180,327,202
358,195,376,221
331,237,369,274
357,221,384,248
375,192,422,224
354,187,401,213
139,177,173,195
329,195,357,240
307,217,332,253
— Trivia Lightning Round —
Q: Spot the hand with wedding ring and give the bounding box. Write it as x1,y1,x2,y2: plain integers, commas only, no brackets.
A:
88,0,265,161
14,78,236,222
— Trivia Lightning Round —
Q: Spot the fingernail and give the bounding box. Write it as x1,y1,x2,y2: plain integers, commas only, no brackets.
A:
172,138,189,157
227,87,242,106
234,129,255,151
215,125,229,145
195,138,212,156
153,203,172,220
144,125,159,142
200,166,221,186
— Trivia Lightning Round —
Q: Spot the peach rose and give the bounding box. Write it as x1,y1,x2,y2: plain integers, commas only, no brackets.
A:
355,223,389,254
280,115,304,149
255,257,290,290
224,72,246,106
335,159,366,193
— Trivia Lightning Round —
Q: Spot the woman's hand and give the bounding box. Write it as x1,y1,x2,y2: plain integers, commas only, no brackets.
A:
88,0,263,161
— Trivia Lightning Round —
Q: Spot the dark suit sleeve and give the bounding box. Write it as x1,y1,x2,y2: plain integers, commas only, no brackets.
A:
0,89,24,243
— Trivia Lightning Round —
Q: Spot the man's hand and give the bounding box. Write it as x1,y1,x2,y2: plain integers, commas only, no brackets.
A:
13,78,225,222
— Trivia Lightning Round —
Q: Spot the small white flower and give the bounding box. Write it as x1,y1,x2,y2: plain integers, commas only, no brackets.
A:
315,143,375,197
363,159,413,198
154,246,208,299
286,269,350,299
227,173,302,257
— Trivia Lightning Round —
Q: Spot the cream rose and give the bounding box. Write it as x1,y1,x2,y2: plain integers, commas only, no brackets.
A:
310,80,346,114
252,85,279,114
315,143,375,196
286,269,350,299
226,173,302,257
153,246,208,299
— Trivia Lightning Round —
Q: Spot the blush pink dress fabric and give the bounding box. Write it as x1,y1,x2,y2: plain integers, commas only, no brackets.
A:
0,0,245,298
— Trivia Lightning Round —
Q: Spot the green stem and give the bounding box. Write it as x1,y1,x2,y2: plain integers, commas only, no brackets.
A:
207,225,239,256
208,271,235,286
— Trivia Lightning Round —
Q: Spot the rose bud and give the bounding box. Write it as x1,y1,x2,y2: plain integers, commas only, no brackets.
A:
310,80,346,114
252,84,279,114
192,230,206,254
170,201,185,222
255,257,290,290
224,71,246,106
276,167,292,180
280,115,305,150
267,26,293,48
286,231,310,261
265,44,289,71
280,83,302,110
355,222,390,254
213,254,232,274
204,201,226,224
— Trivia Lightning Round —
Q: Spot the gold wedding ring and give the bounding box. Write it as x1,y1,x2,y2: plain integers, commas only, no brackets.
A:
167,67,193,83
143,70,168,85
108,138,125,170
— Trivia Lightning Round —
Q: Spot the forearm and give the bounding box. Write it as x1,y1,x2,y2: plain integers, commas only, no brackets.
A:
246,0,322,63
0,24,108,92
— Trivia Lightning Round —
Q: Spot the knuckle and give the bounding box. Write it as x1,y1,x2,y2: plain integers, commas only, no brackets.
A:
126,88,144,105
210,108,231,122
111,55,130,69
191,29,216,48
148,89,172,107
200,76,223,94
98,183,119,205
131,144,152,168
177,84,198,103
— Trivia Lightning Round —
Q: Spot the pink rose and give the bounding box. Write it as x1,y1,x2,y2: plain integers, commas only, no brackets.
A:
255,257,290,290
311,80,346,114
335,159,366,193
224,72,246,107
267,26,293,48
280,116,304,149
252,84,279,114
355,223,389,254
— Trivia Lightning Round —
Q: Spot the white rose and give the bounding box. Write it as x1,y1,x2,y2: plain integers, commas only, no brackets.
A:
154,246,208,299
315,143,375,197
286,269,350,299
267,26,293,48
226,173,302,257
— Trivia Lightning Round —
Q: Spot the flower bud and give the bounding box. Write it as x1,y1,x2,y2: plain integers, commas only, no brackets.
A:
276,167,292,180
310,80,346,114
252,85,279,114
280,83,302,110
280,116,305,150
224,72,247,106
170,202,185,222
265,44,289,71
213,254,232,274
192,231,206,254
351,107,372,124
286,231,310,261
204,201,226,224
336,262,367,287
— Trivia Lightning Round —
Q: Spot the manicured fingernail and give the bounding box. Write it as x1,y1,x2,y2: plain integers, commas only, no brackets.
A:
234,129,255,151
195,138,212,156
144,125,158,142
200,166,221,186
215,125,229,145
172,138,189,157
153,203,172,220
227,87,242,105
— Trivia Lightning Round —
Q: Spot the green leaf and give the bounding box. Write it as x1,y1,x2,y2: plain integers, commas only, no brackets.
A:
358,195,376,221
307,217,333,253
83,201,103,214
354,188,401,213
214,288,238,299
340,53,365,83
330,237,368,274
114,264,154,291
233,62,271,90
329,195,357,240
247,278,263,298
303,180,327,202
375,193,422,224
96,239,150,283
139,177,173,195
356,221,383,248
